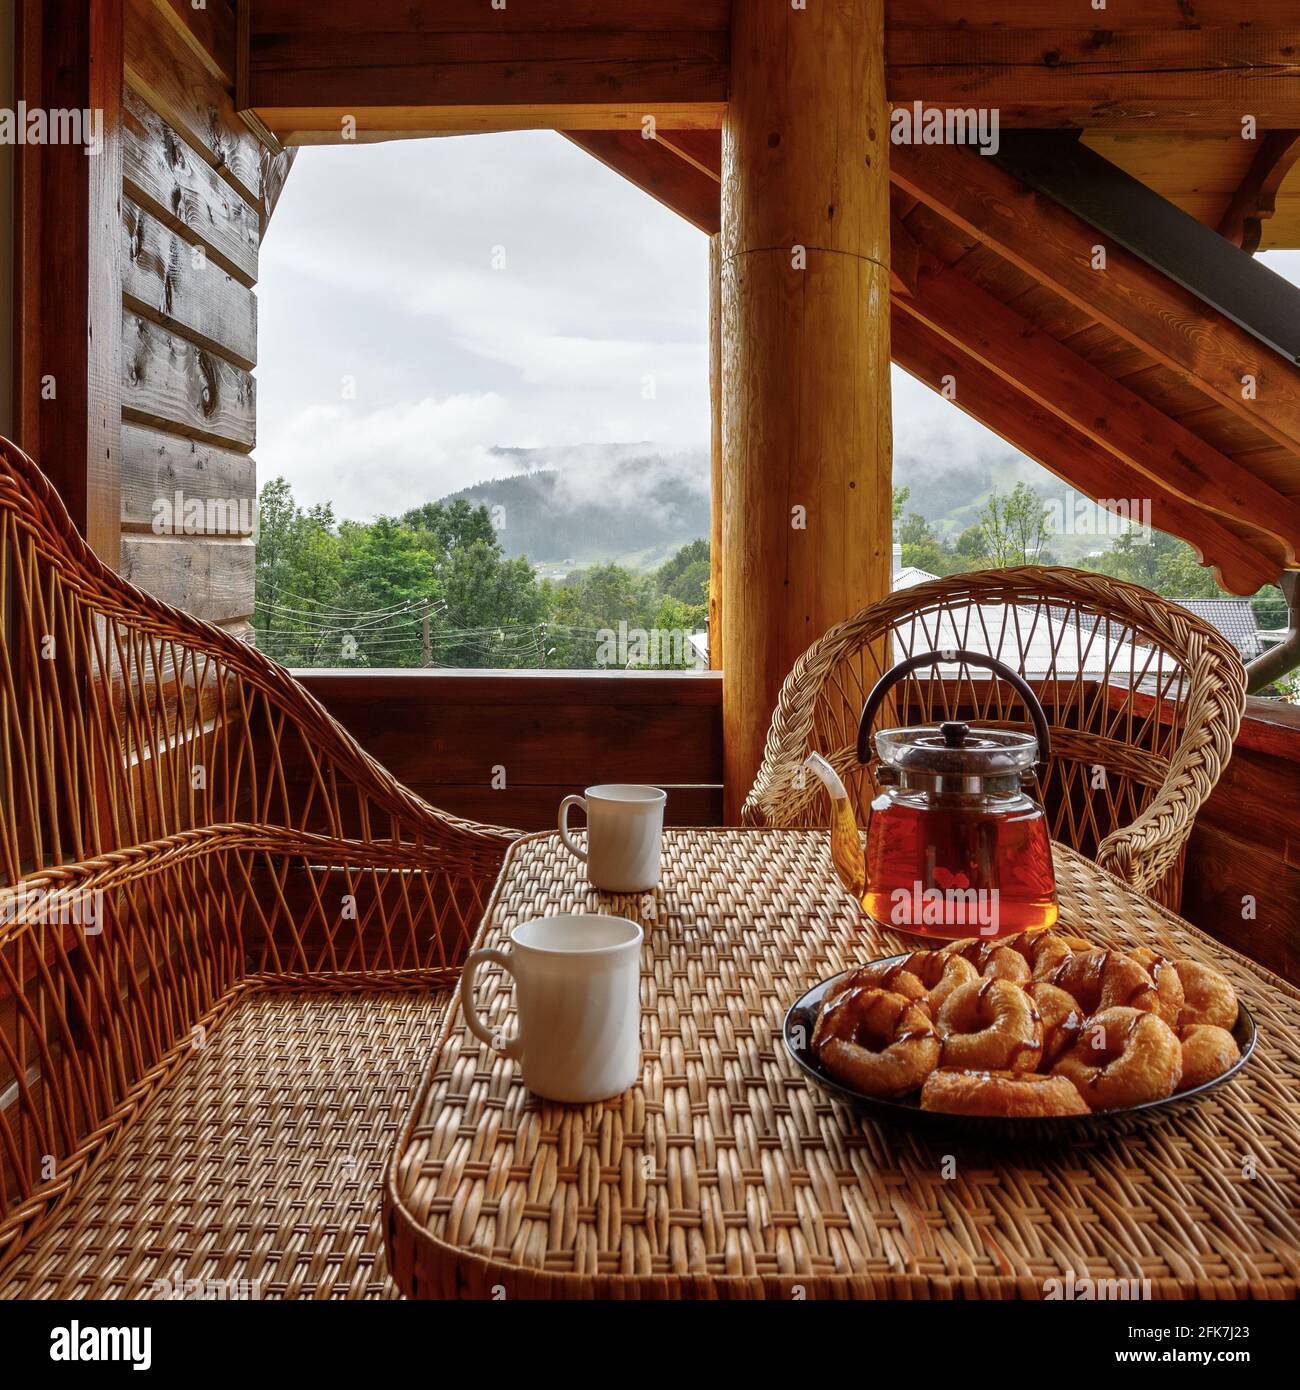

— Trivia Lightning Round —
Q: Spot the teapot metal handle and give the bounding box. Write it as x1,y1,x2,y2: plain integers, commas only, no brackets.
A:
855,648,1052,768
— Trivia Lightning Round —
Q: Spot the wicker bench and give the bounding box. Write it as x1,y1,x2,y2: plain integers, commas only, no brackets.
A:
0,438,517,1298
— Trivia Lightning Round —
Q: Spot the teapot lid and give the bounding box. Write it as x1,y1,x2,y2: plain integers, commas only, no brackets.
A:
875,721,1039,778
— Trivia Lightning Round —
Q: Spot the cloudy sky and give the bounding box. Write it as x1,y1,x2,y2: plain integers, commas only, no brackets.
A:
256,132,1300,522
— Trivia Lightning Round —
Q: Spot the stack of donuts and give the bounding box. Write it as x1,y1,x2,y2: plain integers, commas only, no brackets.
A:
810,931,1241,1117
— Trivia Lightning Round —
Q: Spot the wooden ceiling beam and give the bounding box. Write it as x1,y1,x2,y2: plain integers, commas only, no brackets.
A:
1218,132,1300,254
244,4,1300,137
892,227,1300,563
890,312,1282,596
562,132,720,235
891,141,1300,460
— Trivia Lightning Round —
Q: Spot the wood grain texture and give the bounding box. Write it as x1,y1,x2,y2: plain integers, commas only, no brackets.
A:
123,84,260,285
721,0,892,821
892,140,1300,459
247,28,729,111
708,234,722,672
121,197,257,368
119,535,255,623
16,0,124,565
564,131,719,235
124,0,261,209
119,422,256,535
252,0,732,30
889,312,1282,595
122,310,256,451
154,0,237,86
291,669,724,833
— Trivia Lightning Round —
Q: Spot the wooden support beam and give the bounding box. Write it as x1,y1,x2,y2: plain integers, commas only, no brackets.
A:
243,3,1300,138
893,225,1300,562
891,141,1300,461
708,235,722,672
14,0,124,565
562,132,720,235
889,313,1281,597
1218,132,1300,254
721,0,892,821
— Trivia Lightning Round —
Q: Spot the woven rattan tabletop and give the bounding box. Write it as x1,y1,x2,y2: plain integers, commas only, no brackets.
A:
384,829,1300,1299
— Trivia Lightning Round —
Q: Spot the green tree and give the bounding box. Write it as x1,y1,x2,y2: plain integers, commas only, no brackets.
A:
976,483,1053,567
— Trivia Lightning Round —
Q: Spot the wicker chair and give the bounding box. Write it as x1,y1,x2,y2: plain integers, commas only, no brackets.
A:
0,438,519,1298
743,567,1248,909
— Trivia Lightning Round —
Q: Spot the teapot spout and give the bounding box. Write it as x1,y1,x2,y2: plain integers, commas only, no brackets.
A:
804,753,866,901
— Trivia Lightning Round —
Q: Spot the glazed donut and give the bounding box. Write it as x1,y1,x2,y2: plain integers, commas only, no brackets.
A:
936,979,1043,1074
813,987,941,1098
946,931,1072,981
920,1068,1089,1117
981,945,1032,985
1176,959,1238,1031
1127,948,1185,1028
1027,981,1085,1066
824,959,929,1005
1179,1024,1240,1091
926,954,980,1014
1049,949,1158,1015
1052,1007,1182,1108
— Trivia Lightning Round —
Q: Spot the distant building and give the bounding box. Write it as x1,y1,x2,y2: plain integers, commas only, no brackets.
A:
1174,599,1262,663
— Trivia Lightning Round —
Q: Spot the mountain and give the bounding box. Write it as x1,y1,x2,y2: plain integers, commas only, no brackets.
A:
443,444,710,571
441,441,1127,573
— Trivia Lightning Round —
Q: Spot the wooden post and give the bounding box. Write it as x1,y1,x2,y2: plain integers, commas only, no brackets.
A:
708,233,723,671
720,0,893,821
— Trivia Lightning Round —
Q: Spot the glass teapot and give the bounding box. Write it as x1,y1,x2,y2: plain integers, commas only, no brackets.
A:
805,649,1058,940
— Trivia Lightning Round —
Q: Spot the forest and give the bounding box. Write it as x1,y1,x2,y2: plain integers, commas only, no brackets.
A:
253,476,1286,670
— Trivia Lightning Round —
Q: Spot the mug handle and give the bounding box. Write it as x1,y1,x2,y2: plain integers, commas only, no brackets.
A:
460,948,523,1060
558,794,588,862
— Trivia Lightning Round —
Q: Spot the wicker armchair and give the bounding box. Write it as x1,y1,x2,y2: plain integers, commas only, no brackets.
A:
0,438,519,1298
743,567,1247,909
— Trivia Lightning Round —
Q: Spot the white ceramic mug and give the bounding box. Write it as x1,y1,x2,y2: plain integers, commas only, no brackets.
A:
461,914,643,1103
557,784,666,892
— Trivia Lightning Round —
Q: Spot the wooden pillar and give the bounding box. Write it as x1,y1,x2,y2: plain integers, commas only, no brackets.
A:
708,233,723,670
720,0,893,820
13,0,123,564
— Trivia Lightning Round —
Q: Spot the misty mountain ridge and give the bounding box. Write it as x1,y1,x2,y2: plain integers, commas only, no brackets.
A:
441,442,1127,572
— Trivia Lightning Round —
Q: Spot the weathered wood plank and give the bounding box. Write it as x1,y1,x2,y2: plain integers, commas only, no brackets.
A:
120,535,255,624
122,310,256,451
123,84,259,285
124,0,261,209
120,422,256,535
122,198,257,369
263,104,724,142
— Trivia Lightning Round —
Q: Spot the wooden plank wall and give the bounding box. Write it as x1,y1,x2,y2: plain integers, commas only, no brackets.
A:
118,0,269,637
1183,698,1300,984
292,670,725,829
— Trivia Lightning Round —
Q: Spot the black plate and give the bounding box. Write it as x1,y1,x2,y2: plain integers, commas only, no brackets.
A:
783,955,1257,1140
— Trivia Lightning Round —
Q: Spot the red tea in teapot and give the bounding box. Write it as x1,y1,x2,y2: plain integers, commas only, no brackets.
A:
859,794,1058,937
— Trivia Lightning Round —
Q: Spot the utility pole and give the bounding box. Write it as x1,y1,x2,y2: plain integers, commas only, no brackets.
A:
420,600,432,668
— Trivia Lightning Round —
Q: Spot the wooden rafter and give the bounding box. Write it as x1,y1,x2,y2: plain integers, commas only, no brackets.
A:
892,222,1300,563
891,141,1300,460
890,312,1281,596
1218,132,1300,254
241,2,1300,138
563,132,719,235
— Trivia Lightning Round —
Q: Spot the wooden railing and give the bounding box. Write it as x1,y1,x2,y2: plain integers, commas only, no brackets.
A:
294,669,724,830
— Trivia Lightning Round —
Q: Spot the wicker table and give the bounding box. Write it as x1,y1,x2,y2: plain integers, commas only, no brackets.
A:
384,829,1300,1299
